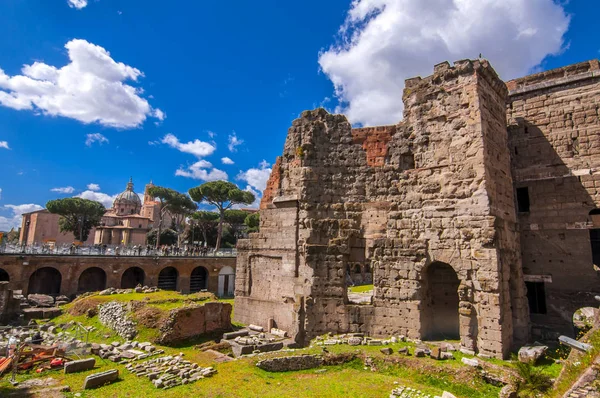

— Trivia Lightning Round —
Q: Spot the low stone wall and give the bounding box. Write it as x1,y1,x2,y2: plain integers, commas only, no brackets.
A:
256,355,324,372
157,302,232,344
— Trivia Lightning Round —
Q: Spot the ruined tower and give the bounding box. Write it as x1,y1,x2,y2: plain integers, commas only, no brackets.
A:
235,59,531,359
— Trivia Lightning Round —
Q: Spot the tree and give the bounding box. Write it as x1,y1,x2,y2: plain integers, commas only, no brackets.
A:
188,181,255,251
46,198,105,242
245,212,260,233
146,228,178,246
189,211,219,245
224,209,250,239
146,186,197,248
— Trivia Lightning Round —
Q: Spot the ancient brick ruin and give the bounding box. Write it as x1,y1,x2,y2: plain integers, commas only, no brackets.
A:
235,59,600,359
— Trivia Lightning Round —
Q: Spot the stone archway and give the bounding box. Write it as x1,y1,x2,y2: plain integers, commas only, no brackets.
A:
190,266,208,293
0,268,9,282
78,267,107,293
421,261,460,340
121,267,145,289
158,267,178,291
29,267,62,296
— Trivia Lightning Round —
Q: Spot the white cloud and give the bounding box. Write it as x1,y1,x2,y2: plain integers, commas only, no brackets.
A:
51,186,75,194
175,161,228,181
228,132,243,152
85,133,109,147
87,183,100,191
161,133,216,158
207,131,216,138
76,190,115,208
0,141,9,149
0,188,2,200
233,185,262,209
67,0,88,9
221,157,234,165
0,203,44,230
318,0,570,126
0,39,163,128
237,160,272,193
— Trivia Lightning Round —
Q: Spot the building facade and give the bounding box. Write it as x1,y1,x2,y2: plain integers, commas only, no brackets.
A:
234,59,600,359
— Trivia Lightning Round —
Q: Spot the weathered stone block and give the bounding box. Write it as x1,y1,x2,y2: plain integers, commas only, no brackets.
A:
83,369,119,389
64,358,96,374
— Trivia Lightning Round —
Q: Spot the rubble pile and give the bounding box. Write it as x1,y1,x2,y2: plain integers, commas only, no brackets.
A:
98,301,137,340
125,354,216,389
389,385,433,398
222,327,296,357
98,286,159,296
314,333,407,347
91,341,164,363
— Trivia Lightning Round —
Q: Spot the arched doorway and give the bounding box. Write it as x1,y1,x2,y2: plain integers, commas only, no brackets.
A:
422,261,460,340
218,266,235,297
29,267,61,296
0,268,9,282
78,267,107,293
158,267,178,291
121,267,145,289
190,266,208,293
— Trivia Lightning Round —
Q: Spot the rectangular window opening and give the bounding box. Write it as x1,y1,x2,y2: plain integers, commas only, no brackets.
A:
589,229,600,267
525,281,547,314
517,187,530,213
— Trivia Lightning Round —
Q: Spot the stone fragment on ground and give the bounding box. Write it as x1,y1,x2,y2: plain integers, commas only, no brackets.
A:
518,343,548,364
83,369,119,389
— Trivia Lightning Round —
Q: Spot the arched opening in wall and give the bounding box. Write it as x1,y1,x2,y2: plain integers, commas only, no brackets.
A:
121,267,145,289
190,266,208,293
29,267,61,296
589,209,600,269
0,268,9,282
158,267,178,291
421,261,460,341
78,267,107,293
218,266,235,297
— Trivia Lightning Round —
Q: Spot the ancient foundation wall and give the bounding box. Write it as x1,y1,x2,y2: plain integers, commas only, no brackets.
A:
157,302,232,344
507,59,600,338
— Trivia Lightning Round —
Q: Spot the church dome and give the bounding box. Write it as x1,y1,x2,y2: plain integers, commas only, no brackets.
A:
113,178,142,210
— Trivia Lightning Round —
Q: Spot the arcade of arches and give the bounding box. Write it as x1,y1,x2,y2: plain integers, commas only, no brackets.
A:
0,254,236,298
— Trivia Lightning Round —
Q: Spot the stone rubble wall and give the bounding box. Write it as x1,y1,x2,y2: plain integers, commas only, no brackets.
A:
98,301,137,340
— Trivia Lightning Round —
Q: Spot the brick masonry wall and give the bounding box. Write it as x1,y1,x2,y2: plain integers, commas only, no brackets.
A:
507,60,600,338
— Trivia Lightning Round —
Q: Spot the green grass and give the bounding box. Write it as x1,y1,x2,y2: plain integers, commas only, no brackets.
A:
348,284,374,293
0,291,533,398
549,328,600,397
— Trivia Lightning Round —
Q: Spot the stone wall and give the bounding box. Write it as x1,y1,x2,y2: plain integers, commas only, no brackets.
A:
235,59,530,358
256,355,323,372
506,59,600,338
157,302,232,344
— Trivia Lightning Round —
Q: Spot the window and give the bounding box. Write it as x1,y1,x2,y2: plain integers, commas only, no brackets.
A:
589,229,600,267
525,281,547,314
516,187,530,213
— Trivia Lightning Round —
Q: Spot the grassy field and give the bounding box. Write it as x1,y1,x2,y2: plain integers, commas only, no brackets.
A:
0,290,570,398
348,284,374,293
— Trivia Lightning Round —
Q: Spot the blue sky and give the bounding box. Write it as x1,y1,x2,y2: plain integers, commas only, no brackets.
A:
0,0,597,230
